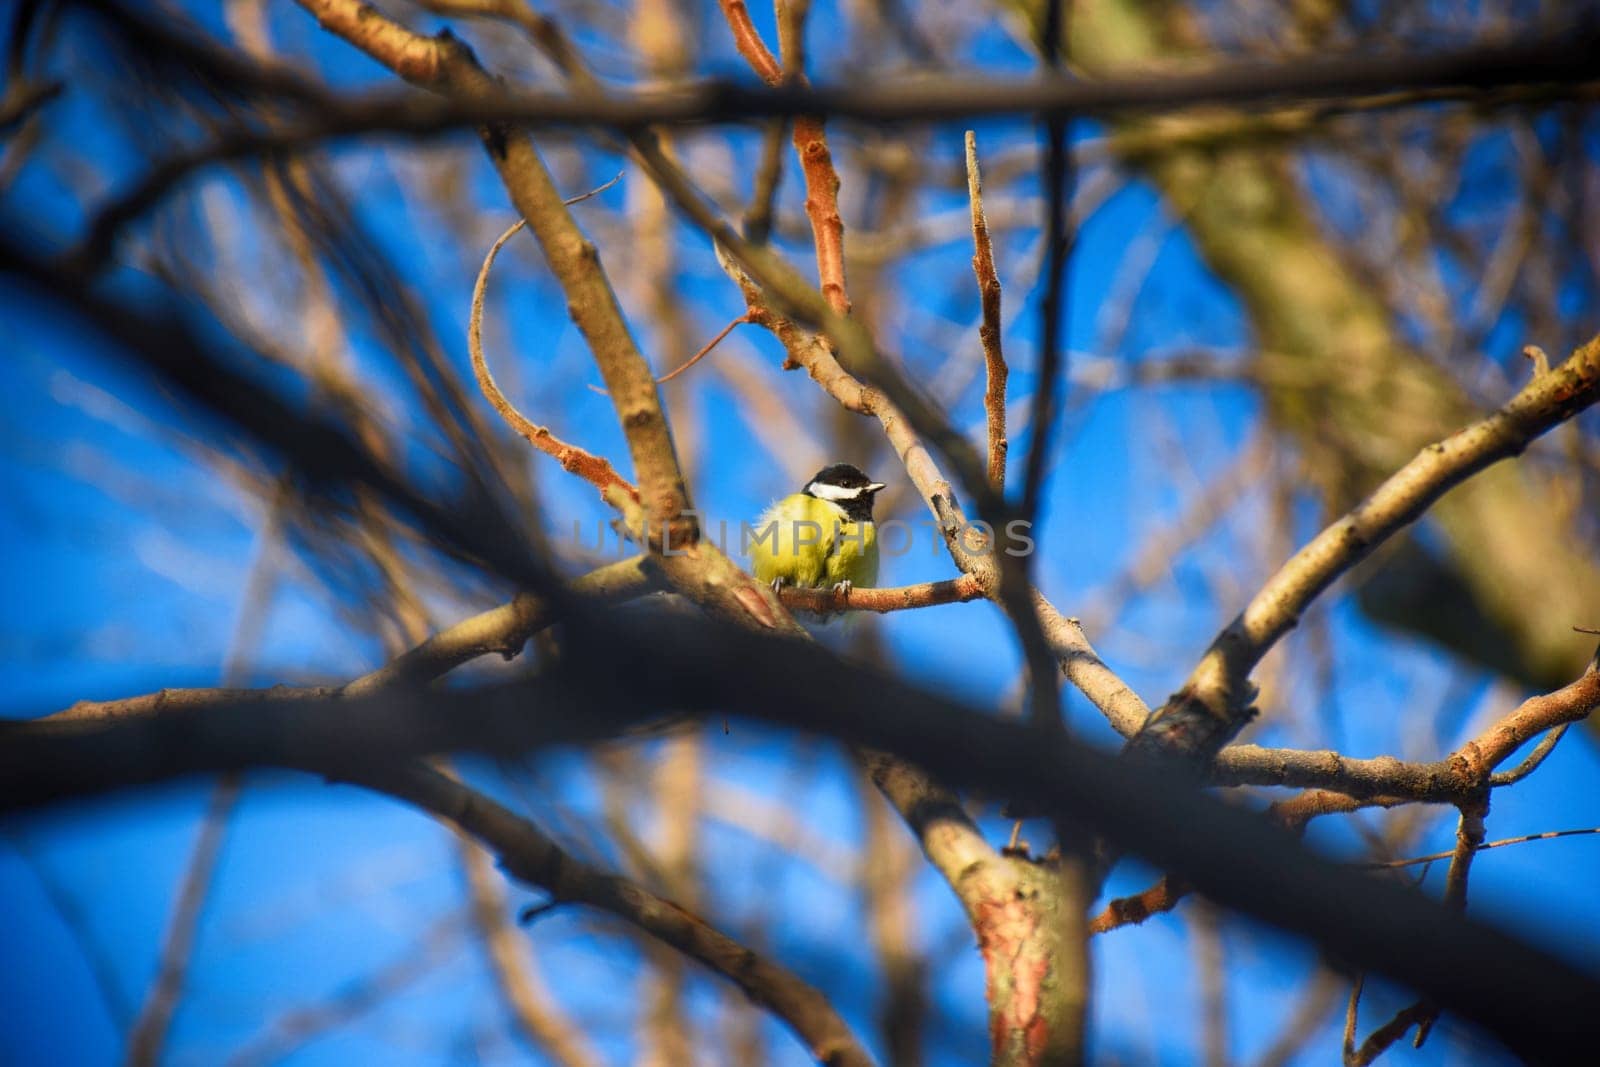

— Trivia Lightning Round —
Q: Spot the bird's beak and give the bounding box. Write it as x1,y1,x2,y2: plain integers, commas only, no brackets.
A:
867,482,886,493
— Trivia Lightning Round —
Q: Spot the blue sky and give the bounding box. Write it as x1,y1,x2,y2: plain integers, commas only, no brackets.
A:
3,3,1597,1065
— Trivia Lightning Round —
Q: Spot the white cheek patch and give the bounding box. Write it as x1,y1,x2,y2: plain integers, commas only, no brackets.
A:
807,481,865,502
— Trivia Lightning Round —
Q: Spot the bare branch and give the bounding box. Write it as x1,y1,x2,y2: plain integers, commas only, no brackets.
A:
468,217,641,512
1366,827,1600,870
966,131,1008,495
363,762,877,1067
295,0,694,544
715,1,850,316
342,556,657,698
743,117,788,244
8,617,1600,1064
1215,663,1600,801
1089,874,1186,935
655,314,751,385
1144,333,1600,760
778,574,985,615
228,912,466,1067
459,839,602,1067
1488,723,1569,786
125,778,241,1066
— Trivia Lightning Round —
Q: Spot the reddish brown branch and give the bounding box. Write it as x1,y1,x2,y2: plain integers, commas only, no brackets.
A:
717,0,850,316
717,0,783,81
966,131,1008,494
778,573,985,615
470,218,640,510
657,314,751,384
296,0,691,543
792,116,849,316
1088,874,1187,934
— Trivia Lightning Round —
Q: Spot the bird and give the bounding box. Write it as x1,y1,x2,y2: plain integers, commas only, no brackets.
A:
749,463,886,600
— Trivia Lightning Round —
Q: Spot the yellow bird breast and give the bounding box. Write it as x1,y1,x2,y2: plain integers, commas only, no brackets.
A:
750,494,879,589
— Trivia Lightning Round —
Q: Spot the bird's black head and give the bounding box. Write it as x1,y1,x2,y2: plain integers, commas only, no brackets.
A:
803,464,886,522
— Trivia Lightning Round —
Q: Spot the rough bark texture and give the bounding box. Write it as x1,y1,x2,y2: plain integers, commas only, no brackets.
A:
969,860,1091,1066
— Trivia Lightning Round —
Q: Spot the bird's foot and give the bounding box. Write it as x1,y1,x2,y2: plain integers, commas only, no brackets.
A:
831,580,853,599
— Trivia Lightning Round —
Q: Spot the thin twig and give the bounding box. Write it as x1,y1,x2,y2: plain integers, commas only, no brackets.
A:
655,314,751,384
1088,874,1188,934
586,314,754,394
1252,969,1342,1067
1488,723,1570,786
743,116,788,244
1363,826,1600,868
1021,0,1073,525
469,216,640,507
1391,797,1489,1051
857,774,928,1067
1342,976,1363,1066
126,471,297,1065
126,779,242,1066
965,131,1008,494
1194,902,1229,1067
717,0,850,315
778,573,985,615
459,839,600,1067
226,913,467,1067
562,169,625,205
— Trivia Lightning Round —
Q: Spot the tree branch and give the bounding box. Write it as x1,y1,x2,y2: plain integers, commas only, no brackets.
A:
716,0,850,316
966,131,1009,495
469,216,641,514
342,556,657,698
7,613,1600,1064
1143,334,1600,760
363,761,876,1067
778,574,985,615
1213,663,1600,801
294,0,694,545
459,839,602,1067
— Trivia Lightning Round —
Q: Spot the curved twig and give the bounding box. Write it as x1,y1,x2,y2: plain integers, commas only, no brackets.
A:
655,314,751,384
469,217,640,508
